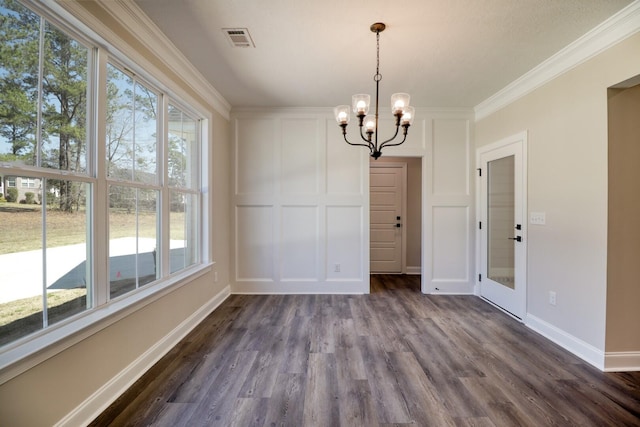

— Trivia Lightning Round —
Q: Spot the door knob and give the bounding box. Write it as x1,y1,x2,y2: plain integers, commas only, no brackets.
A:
396,223,401,228
509,236,522,242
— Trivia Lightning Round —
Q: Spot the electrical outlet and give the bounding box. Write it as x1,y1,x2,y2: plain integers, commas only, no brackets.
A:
530,212,546,225
549,291,557,306
334,264,341,273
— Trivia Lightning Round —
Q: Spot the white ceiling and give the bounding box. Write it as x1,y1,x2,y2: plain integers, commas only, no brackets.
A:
134,0,633,109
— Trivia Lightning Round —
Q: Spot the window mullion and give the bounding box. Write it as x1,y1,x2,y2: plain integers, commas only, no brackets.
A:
160,95,170,278
38,15,47,327
36,15,45,168
93,48,109,307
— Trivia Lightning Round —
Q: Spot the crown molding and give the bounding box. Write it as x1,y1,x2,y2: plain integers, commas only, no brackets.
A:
474,0,640,121
55,0,231,121
230,106,474,118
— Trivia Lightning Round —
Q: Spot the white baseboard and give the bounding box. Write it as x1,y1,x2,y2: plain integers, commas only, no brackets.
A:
232,280,368,294
604,351,640,372
405,266,421,275
525,313,605,370
56,285,231,427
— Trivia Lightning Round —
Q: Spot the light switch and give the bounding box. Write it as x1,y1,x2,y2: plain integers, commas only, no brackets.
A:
530,212,546,225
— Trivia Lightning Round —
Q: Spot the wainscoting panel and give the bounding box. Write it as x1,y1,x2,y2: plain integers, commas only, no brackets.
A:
232,109,474,295
280,205,319,281
433,118,470,196
235,205,274,281
326,205,363,281
432,206,469,282
235,118,276,195
281,118,320,195
426,116,475,294
326,120,364,195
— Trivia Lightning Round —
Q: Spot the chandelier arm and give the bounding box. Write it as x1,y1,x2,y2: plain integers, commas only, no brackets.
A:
379,130,408,150
377,124,402,149
340,123,373,150
358,125,374,147
343,134,374,150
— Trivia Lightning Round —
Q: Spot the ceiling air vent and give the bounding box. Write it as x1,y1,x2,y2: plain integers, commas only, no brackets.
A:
222,28,255,48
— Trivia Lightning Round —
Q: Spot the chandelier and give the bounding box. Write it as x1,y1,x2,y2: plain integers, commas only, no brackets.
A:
334,22,415,160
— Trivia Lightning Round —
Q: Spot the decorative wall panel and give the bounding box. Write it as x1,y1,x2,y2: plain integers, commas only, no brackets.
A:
326,206,362,280
236,118,275,195
326,121,363,195
432,206,469,281
281,119,319,195
236,206,274,280
232,109,473,294
281,206,319,280
433,118,469,195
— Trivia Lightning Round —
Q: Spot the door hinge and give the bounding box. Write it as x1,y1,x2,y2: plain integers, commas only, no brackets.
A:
479,273,482,282
477,168,482,177
479,221,482,230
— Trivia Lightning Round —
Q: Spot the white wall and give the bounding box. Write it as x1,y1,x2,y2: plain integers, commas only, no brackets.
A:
475,31,640,369
231,109,475,294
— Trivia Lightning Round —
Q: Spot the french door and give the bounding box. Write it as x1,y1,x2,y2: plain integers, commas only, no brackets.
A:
478,133,527,319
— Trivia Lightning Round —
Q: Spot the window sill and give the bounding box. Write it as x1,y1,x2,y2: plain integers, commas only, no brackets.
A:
0,262,213,385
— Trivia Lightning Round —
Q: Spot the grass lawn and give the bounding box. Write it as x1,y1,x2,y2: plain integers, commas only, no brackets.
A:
0,289,87,347
0,202,180,255
0,289,86,328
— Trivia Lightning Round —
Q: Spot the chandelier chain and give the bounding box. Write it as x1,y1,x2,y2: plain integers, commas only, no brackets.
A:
374,31,381,82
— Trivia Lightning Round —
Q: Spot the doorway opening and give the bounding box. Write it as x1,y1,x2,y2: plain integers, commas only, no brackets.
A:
606,77,640,355
369,156,422,280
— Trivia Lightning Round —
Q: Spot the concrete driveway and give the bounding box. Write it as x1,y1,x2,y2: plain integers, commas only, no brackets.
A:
0,238,185,303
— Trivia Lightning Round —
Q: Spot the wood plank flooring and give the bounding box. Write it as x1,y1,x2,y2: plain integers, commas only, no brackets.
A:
91,275,640,426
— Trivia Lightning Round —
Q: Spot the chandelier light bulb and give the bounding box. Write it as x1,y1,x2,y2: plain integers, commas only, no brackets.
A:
391,93,410,115
352,94,370,115
334,105,350,124
401,106,415,126
364,116,376,132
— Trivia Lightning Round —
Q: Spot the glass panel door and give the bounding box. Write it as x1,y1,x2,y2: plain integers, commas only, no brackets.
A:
487,155,515,289
478,132,527,320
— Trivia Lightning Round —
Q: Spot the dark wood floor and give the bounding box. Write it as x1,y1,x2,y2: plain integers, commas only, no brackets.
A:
92,275,640,426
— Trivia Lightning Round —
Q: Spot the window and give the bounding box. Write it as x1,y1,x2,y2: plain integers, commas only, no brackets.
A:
0,0,206,358
0,0,92,346
20,177,37,188
107,63,161,299
168,104,200,272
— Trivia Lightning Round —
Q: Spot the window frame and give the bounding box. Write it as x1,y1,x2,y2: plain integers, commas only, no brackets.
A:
20,178,38,188
0,0,212,384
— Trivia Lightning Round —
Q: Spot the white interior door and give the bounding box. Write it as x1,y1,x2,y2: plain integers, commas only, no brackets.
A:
370,164,406,273
478,133,527,319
